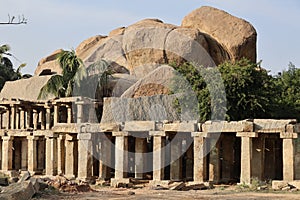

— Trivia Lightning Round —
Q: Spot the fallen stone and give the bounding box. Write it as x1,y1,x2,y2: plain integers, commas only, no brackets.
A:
29,178,40,193
287,181,300,190
184,183,208,191
0,181,35,200
168,182,186,190
9,177,19,183
272,181,288,190
19,171,31,182
127,191,135,195
0,177,9,186
282,186,291,191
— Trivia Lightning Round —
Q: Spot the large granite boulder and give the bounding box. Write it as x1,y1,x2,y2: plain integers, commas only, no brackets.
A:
34,49,63,76
165,27,214,67
76,35,107,60
122,19,176,71
83,35,128,70
121,65,174,98
182,6,257,64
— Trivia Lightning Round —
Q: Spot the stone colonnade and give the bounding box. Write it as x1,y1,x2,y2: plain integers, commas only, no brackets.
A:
0,118,300,187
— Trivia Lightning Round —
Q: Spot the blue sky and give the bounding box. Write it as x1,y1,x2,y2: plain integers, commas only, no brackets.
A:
0,0,300,74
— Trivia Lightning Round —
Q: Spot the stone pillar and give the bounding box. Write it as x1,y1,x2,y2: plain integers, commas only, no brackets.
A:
45,135,58,176
33,110,39,130
20,110,25,129
76,102,84,123
281,133,297,181
112,132,129,183
6,108,10,129
170,135,183,181
151,131,166,181
192,132,207,182
77,133,93,181
10,105,16,129
57,135,65,175
237,132,257,184
53,104,59,126
41,109,46,130
45,106,51,130
65,134,77,179
15,109,20,129
135,137,147,179
67,105,72,124
99,134,112,180
27,136,38,174
2,136,13,171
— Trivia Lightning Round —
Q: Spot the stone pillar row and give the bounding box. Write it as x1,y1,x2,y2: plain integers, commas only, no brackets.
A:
0,130,298,185
0,103,75,131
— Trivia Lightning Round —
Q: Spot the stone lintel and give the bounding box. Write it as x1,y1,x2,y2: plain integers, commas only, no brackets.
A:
44,131,59,138
280,132,298,139
124,121,155,132
5,130,32,137
26,135,39,140
77,132,92,140
77,123,102,133
163,122,197,132
149,131,166,137
112,131,129,137
202,121,248,133
236,132,258,138
191,132,207,138
100,123,120,132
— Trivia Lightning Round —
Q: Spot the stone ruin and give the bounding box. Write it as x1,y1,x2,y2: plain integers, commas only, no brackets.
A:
0,6,298,194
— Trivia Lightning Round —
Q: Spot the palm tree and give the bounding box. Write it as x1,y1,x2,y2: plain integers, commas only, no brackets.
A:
38,49,86,99
73,60,113,99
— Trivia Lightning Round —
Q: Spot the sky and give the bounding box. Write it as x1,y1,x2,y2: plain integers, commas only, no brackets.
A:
0,0,300,75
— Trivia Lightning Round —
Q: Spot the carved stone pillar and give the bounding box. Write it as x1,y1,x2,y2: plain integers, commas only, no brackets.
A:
45,134,58,176
2,136,13,171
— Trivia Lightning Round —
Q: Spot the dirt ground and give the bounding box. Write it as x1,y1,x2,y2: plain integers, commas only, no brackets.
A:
34,184,300,200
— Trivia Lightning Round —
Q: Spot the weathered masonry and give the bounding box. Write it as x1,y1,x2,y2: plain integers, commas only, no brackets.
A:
0,98,300,187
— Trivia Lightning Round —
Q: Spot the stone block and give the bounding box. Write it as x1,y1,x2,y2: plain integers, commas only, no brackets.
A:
272,180,288,190
110,178,131,188
288,181,300,189
164,122,197,132
254,119,296,132
202,121,246,133
280,132,298,139
0,177,8,186
100,123,120,132
236,132,258,138
1,181,35,200
124,121,155,132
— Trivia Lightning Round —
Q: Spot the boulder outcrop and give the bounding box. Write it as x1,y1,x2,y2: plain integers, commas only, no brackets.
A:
182,6,257,64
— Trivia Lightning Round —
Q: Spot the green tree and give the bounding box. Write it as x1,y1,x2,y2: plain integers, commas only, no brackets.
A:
38,49,86,99
171,58,274,122
272,62,300,121
0,44,31,91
